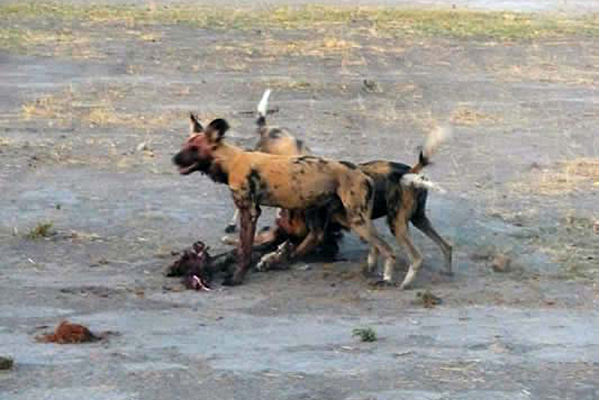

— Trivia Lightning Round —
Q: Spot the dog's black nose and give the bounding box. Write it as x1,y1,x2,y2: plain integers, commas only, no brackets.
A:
172,152,181,166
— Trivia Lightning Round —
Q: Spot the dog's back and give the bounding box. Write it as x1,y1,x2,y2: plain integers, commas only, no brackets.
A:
254,89,310,156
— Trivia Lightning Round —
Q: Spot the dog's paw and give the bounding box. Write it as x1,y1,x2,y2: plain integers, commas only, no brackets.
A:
360,264,375,278
368,279,396,289
224,224,237,234
220,235,237,245
255,253,278,272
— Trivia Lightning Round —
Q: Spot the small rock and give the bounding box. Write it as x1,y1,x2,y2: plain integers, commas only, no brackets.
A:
136,142,149,152
0,356,14,370
491,254,511,273
528,162,542,170
416,290,443,308
362,79,382,93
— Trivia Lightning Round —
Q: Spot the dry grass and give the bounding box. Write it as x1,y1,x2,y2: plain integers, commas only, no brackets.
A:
496,63,599,86
2,3,599,39
509,158,599,196
265,38,361,57
21,86,178,129
450,106,502,126
0,28,101,59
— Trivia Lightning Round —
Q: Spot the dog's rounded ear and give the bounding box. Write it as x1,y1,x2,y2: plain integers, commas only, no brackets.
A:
206,118,229,143
189,112,203,135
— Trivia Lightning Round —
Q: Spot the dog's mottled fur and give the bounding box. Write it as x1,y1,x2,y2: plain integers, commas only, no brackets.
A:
173,116,396,286
248,127,453,289
224,90,310,233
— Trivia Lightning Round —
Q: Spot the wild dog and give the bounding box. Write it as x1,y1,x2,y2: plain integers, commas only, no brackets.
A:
224,89,310,233
249,127,453,289
172,115,396,286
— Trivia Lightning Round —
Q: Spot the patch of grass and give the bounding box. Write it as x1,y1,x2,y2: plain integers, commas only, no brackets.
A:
0,27,100,59
450,106,502,126
2,3,599,40
509,157,599,196
0,356,14,370
495,62,599,86
21,86,178,129
352,327,377,342
25,222,55,239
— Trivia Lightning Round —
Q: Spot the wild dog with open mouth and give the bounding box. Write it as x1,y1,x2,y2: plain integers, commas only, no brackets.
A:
224,89,310,233
236,127,453,289
172,115,396,286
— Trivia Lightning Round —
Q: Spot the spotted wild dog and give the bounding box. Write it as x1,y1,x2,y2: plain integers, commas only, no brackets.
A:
172,115,396,286
230,127,453,289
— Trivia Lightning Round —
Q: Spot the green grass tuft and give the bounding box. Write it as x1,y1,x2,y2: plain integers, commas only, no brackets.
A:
25,222,55,239
352,327,377,342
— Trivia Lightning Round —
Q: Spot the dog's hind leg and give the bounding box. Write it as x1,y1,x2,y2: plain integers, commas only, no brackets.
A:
392,218,423,290
411,214,453,276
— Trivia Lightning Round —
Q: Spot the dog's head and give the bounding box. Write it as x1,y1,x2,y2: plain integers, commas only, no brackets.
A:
172,114,229,176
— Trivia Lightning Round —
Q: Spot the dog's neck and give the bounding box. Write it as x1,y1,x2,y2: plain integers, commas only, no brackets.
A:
207,142,245,184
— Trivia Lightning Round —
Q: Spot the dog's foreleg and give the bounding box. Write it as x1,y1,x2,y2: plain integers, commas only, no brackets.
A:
255,240,295,271
224,203,260,286
351,219,397,285
290,230,323,259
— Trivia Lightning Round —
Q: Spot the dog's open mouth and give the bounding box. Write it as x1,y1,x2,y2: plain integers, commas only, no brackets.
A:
178,164,199,175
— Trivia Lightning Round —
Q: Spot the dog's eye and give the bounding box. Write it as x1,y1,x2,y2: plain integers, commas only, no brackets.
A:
189,145,199,152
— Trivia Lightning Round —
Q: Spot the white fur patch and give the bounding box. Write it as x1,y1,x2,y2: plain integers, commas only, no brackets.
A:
257,89,271,117
401,173,446,193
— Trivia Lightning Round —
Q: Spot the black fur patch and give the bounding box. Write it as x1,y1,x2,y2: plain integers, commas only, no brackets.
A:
172,148,213,176
207,118,230,142
340,161,357,170
385,182,403,236
292,155,319,164
268,128,284,139
247,169,269,203
208,163,229,184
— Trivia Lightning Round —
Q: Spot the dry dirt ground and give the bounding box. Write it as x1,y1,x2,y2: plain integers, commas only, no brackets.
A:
1,2,599,400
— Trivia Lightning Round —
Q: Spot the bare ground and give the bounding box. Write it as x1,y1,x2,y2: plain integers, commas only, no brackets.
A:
1,2,599,400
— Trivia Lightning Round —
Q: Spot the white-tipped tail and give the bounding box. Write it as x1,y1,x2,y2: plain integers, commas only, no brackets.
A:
401,173,446,193
257,89,271,117
422,125,452,160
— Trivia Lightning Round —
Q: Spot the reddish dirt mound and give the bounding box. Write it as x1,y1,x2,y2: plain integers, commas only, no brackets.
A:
36,321,100,344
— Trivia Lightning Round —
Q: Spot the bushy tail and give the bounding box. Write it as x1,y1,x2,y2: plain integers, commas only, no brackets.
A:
402,125,452,192
410,125,452,174
400,173,446,193
256,89,271,127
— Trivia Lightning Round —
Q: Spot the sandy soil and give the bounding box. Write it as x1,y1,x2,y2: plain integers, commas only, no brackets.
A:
1,1,598,399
